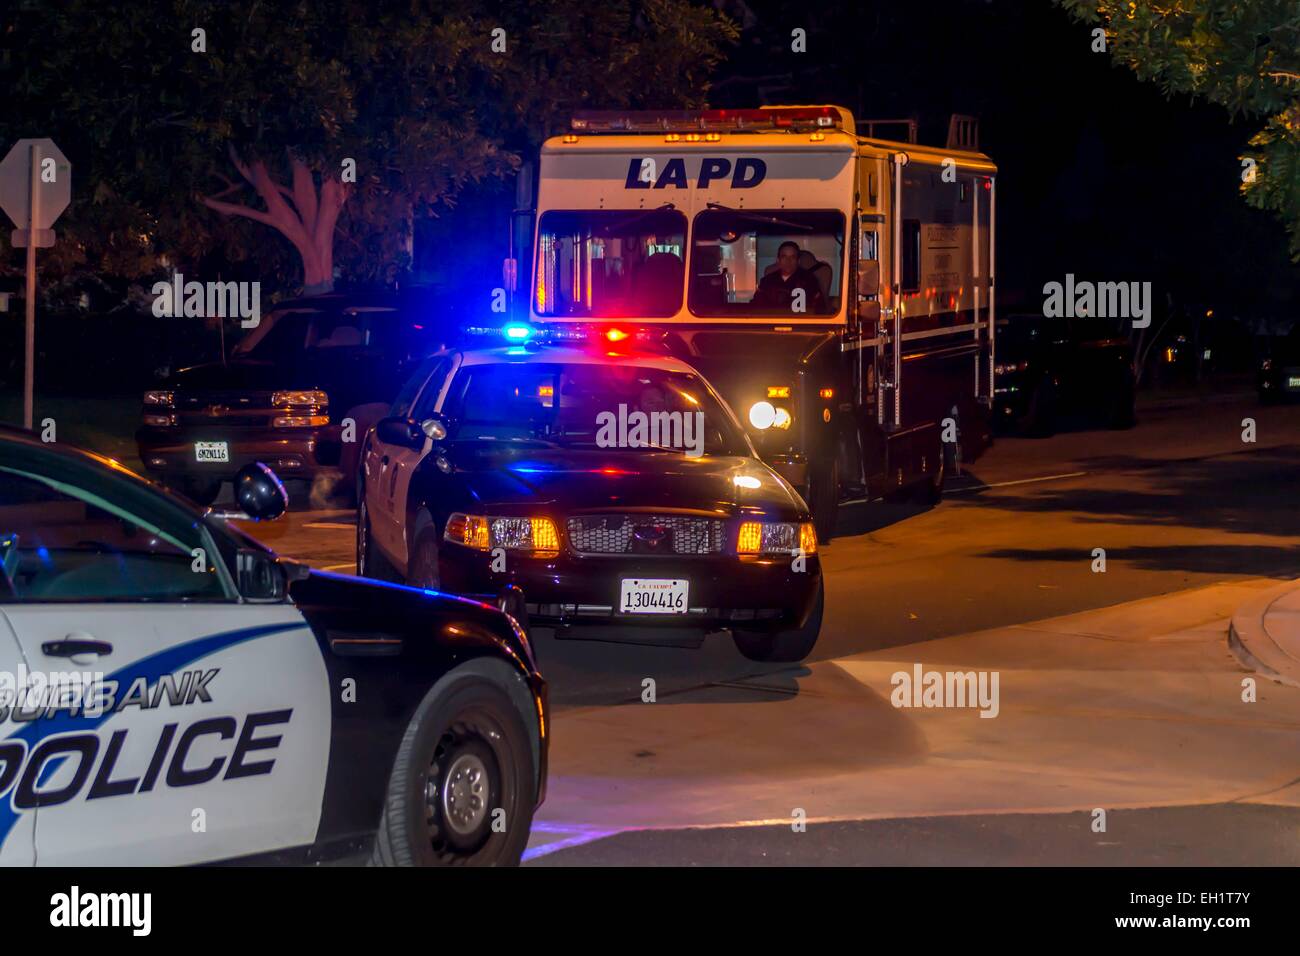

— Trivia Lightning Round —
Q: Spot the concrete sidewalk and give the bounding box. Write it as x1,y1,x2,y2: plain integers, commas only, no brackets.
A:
1230,578,1300,689
528,579,1300,861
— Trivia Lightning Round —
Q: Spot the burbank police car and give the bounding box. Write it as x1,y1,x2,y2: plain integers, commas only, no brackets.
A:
357,327,824,662
0,425,547,866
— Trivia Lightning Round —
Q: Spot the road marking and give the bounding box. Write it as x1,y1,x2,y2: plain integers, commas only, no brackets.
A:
523,822,628,861
321,563,356,572
946,471,1086,494
304,521,356,530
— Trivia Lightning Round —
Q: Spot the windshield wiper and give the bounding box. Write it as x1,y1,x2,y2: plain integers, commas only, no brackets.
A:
705,203,813,232
600,202,677,236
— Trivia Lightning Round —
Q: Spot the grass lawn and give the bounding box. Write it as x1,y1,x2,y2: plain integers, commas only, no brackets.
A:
0,392,144,473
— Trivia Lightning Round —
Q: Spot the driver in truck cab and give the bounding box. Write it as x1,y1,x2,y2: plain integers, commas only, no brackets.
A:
751,241,828,314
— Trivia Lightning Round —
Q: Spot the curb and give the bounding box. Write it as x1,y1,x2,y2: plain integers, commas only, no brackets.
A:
1227,579,1300,690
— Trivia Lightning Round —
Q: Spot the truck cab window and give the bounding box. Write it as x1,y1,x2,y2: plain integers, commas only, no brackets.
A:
689,209,844,318
534,209,687,318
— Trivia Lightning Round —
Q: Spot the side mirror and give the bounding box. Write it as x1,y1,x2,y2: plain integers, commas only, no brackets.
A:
376,416,426,450
420,416,447,441
236,549,286,601
857,259,881,297
233,462,288,521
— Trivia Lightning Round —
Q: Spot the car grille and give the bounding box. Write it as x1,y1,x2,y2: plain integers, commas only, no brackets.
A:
176,391,275,427
566,514,725,556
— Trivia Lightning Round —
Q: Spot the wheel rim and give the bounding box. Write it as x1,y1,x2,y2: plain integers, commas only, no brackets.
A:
422,718,503,858
440,752,489,836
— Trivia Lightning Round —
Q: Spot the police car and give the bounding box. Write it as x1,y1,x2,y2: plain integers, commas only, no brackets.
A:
357,327,823,662
0,426,547,866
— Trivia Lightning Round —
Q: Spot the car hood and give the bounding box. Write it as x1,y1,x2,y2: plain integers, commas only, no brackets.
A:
167,359,325,391
443,442,807,519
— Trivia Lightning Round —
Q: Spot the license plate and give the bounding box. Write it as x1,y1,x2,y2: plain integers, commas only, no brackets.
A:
1287,376,1300,390
619,578,688,615
194,441,229,463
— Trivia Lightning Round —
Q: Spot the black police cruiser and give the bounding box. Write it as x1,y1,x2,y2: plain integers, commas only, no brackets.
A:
0,425,546,866
357,332,823,663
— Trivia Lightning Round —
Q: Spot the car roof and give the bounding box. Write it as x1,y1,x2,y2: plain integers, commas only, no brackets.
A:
0,423,164,489
455,345,699,374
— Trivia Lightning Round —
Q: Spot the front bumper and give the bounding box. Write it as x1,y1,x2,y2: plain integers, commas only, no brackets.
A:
441,547,822,633
137,425,338,482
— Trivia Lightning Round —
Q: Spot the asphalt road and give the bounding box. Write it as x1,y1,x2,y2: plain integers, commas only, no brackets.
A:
239,394,1300,865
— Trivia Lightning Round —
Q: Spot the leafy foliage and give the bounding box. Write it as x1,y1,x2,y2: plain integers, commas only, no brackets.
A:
0,0,736,296
1057,0,1300,259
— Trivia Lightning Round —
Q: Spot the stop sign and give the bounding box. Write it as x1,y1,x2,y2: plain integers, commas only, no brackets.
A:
0,139,71,229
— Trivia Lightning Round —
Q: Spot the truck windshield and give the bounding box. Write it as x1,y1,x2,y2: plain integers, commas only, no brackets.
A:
444,361,750,457
689,209,845,318
534,209,687,319
234,307,399,359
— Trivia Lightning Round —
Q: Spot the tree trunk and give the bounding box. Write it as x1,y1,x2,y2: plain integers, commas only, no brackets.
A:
202,148,349,296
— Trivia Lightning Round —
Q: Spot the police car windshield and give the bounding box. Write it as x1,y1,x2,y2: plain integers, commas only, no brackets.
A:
444,361,750,456
689,209,844,318
534,209,686,318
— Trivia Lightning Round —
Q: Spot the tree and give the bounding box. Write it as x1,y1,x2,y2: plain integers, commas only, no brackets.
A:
1057,1,1300,260
0,0,736,295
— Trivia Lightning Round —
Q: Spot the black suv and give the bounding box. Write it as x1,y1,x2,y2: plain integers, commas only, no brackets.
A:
136,290,456,504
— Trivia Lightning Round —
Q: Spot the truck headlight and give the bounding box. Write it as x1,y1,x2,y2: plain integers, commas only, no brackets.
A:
736,521,817,556
749,401,776,429
445,513,560,558
272,390,328,407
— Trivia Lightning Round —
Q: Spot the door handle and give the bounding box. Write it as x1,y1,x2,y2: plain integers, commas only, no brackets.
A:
43,634,113,661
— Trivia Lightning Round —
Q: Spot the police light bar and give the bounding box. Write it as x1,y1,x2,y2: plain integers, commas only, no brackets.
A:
570,107,846,134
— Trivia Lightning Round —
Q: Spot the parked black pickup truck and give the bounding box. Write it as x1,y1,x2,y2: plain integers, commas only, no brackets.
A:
137,290,456,504
993,314,1137,436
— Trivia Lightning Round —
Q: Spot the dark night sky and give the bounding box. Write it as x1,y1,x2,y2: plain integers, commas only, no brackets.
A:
706,0,1300,320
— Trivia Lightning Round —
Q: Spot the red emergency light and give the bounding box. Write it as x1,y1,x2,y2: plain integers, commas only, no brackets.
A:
570,106,848,135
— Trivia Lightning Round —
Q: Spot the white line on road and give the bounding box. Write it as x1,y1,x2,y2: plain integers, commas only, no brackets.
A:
946,471,1087,494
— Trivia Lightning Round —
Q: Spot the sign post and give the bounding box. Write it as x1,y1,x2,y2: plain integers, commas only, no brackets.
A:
0,138,71,429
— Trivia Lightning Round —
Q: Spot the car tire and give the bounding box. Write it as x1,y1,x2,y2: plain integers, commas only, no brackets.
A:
406,525,442,589
808,459,838,544
357,498,399,583
916,446,945,505
732,578,824,663
370,673,535,867
172,477,221,507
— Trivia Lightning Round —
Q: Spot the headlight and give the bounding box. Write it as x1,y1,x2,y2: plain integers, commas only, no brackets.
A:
143,390,174,406
272,390,328,407
737,520,817,556
772,407,792,429
993,360,1028,375
272,414,330,428
444,513,560,557
749,401,776,429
